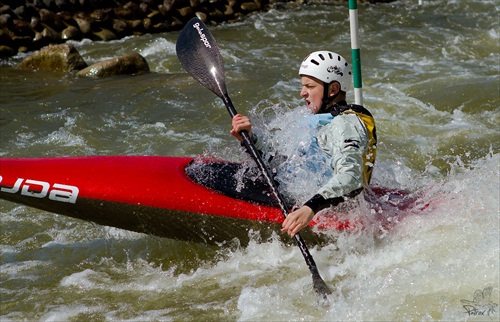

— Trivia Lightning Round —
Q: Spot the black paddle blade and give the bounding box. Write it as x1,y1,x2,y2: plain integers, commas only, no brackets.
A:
313,273,332,306
176,17,227,98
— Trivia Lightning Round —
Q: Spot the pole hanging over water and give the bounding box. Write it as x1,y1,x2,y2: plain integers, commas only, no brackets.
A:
349,0,363,105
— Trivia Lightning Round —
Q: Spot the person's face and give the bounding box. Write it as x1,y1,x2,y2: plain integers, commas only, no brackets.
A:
300,75,324,114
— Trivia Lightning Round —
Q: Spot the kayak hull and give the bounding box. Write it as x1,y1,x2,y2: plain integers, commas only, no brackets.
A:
0,156,317,244
0,156,424,245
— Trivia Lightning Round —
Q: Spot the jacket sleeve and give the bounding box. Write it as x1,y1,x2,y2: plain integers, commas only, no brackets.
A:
303,113,368,213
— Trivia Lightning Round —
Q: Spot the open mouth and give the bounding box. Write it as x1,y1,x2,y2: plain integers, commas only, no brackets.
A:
305,100,314,111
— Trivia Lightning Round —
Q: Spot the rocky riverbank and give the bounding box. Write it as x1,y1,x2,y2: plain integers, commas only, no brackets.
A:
0,0,393,59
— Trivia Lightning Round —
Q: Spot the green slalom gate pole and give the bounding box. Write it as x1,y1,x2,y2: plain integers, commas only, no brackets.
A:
349,0,363,105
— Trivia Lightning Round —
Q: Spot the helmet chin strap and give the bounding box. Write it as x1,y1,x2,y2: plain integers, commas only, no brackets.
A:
319,82,339,113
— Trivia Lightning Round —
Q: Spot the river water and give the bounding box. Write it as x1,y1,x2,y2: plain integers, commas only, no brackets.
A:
1,0,499,320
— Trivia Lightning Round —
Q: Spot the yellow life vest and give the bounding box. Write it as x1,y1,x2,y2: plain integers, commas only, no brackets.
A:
330,104,377,185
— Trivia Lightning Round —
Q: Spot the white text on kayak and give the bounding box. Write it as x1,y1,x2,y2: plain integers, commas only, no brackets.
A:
0,176,79,204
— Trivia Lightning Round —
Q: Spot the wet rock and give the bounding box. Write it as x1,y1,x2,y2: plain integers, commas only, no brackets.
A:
0,5,11,17
18,43,88,72
39,8,64,31
35,24,61,46
0,13,13,27
153,21,171,32
57,11,73,23
161,0,176,14
93,27,117,41
195,11,207,22
112,18,128,34
74,15,92,35
178,7,193,17
61,25,81,40
13,6,28,20
143,17,152,30
0,28,13,47
127,19,143,30
30,16,41,30
115,2,141,19
90,8,112,23
208,8,223,20
75,52,149,78
139,3,150,13
0,45,16,58
224,5,234,16
13,19,34,37
241,1,259,12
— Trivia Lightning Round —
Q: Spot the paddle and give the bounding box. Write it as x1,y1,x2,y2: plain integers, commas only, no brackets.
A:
176,17,332,301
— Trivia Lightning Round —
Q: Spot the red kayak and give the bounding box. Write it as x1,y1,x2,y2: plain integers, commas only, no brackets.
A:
0,156,426,245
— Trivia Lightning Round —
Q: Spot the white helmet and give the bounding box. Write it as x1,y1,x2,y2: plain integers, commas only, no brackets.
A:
299,51,352,92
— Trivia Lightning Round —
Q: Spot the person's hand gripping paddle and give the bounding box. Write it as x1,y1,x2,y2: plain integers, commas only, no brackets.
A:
176,17,332,303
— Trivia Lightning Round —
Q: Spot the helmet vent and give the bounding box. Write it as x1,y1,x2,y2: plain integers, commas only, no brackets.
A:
311,59,320,66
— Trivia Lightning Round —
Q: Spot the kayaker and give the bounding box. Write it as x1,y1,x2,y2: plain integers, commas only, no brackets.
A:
230,51,377,237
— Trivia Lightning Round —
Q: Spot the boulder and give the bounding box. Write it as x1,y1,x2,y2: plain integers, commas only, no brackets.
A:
93,27,117,40
18,43,88,72
61,25,81,40
75,52,149,77
74,15,92,35
0,45,16,58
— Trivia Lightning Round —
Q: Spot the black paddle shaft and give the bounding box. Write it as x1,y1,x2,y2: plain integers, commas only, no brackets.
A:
176,17,331,298
223,94,324,276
